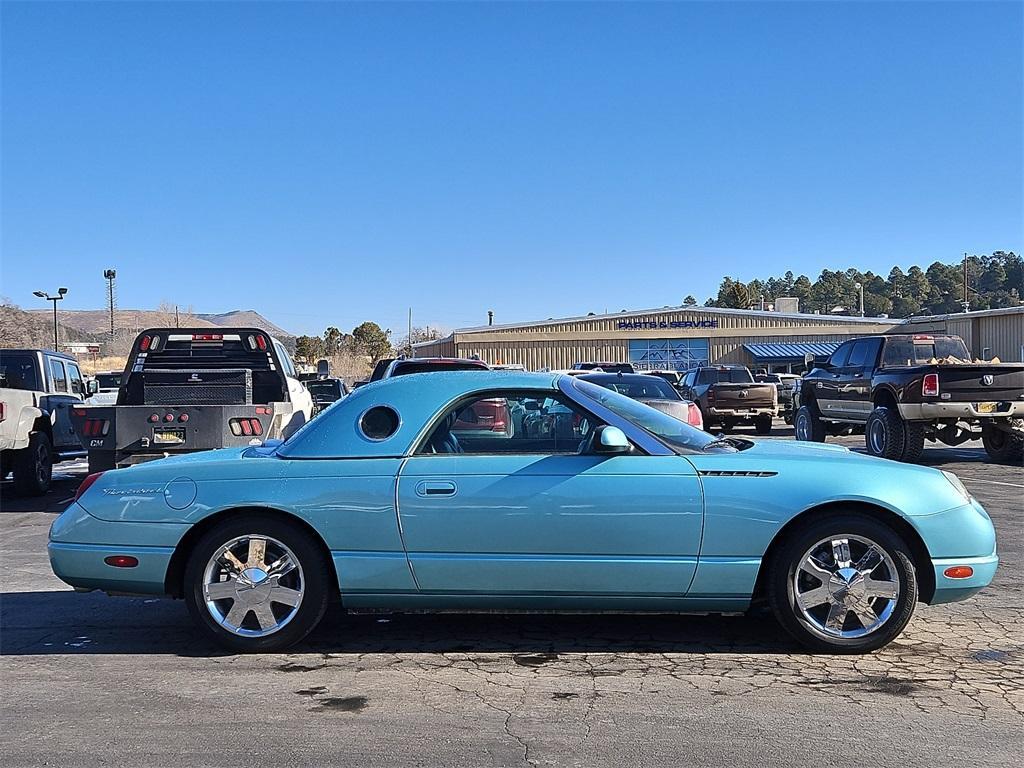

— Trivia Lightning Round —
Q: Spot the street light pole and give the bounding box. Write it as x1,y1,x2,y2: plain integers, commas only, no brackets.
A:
853,282,864,317
33,288,68,351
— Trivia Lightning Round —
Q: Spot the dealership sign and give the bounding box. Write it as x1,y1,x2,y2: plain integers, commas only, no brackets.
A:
617,319,719,330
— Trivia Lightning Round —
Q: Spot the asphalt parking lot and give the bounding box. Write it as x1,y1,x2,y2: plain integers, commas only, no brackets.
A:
2,425,1022,768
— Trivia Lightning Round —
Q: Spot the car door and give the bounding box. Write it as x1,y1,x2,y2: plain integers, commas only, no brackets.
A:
396,390,704,599
44,356,78,451
838,339,877,421
814,342,853,418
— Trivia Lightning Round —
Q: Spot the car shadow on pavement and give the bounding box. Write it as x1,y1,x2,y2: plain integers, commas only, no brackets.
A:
1,590,802,657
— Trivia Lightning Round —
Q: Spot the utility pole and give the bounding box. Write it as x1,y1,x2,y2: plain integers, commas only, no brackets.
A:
103,269,116,339
408,307,412,354
962,252,971,313
175,305,180,328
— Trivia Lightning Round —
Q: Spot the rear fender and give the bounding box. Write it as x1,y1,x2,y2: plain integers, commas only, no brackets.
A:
10,406,45,449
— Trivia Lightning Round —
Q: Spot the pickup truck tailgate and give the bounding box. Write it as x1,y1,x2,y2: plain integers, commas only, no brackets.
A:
711,383,776,409
935,364,1024,403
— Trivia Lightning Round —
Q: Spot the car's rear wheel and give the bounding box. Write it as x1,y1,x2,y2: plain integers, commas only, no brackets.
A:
981,424,1024,464
754,414,773,435
12,432,52,496
767,513,917,653
184,515,333,652
794,405,826,442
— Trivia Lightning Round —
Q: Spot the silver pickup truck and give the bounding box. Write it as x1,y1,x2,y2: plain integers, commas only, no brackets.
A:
1,349,88,495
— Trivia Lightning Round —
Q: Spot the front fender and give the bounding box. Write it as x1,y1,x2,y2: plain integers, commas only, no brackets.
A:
10,406,45,449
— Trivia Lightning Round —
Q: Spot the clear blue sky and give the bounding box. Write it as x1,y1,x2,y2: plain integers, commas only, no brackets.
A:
2,1,1021,337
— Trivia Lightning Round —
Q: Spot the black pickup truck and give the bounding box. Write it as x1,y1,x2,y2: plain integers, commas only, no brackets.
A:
72,328,313,472
794,334,1024,463
678,364,778,434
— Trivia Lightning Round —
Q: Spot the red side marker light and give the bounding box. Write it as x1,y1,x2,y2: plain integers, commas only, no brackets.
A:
944,566,974,579
104,555,139,568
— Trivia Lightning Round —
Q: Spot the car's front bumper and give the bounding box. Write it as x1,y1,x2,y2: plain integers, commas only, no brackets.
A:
929,554,999,604
48,501,187,595
912,498,998,605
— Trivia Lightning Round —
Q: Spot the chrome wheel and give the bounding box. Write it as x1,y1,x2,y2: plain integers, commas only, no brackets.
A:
794,535,900,640
795,412,809,440
202,535,304,637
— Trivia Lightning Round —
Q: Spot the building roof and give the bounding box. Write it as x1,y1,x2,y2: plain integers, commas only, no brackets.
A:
744,342,842,363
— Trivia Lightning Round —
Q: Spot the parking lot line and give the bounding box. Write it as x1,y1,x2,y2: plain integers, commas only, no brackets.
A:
956,475,1024,489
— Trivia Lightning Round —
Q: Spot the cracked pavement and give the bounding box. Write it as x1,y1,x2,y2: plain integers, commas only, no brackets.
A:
1,432,1021,767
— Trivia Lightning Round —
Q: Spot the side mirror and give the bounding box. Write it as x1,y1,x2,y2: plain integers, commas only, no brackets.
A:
86,380,99,395
594,425,631,455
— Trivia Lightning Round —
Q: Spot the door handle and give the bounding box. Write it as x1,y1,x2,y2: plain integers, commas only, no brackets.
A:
415,480,457,498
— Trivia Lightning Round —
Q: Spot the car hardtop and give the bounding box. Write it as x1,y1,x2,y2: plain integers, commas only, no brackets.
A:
0,348,79,364
277,370,560,459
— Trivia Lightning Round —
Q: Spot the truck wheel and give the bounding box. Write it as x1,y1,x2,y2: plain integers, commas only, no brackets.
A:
795,406,826,443
754,414,773,435
88,451,117,474
12,432,53,496
981,425,1024,464
901,422,926,463
184,514,333,652
865,407,906,461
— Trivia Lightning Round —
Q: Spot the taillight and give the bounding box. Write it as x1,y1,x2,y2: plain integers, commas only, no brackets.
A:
707,389,716,403
81,419,110,437
139,335,152,351
74,472,104,502
256,335,268,350
922,373,939,397
687,402,703,429
229,418,263,437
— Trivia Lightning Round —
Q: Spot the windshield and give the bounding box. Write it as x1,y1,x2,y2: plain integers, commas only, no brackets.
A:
571,378,733,453
307,380,341,398
882,336,971,366
0,352,39,390
698,368,753,385
581,375,681,401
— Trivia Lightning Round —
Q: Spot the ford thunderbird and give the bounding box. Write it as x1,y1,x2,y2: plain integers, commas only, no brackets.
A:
48,371,997,653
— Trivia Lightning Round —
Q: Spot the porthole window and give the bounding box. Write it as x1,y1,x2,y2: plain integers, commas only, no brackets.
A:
359,406,400,441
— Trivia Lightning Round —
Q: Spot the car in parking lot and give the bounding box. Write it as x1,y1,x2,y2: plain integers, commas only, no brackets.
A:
49,370,997,655
755,372,801,423
679,364,778,434
572,362,635,373
579,372,703,429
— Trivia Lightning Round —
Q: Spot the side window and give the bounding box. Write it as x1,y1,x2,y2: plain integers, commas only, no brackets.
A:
829,342,853,369
66,362,86,396
274,343,296,377
847,341,870,369
48,358,68,392
419,392,598,455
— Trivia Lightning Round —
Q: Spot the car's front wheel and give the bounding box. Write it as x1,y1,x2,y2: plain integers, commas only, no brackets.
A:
183,515,333,652
766,513,917,653
13,432,52,496
794,406,825,442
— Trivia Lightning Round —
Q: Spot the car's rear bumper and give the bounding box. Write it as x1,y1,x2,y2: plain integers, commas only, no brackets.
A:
707,407,777,419
898,401,1024,420
48,501,187,595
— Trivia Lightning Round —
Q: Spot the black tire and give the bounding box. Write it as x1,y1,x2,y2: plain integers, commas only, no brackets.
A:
981,425,1024,465
754,414,773,435
183,514,334,653
865,406,906,461
766,512,918,653
901,421,926,463
88,451,117,474
794,405,826,443
12,433,52,496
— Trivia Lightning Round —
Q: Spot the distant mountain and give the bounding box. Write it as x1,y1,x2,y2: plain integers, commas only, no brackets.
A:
1,302,93,349
197,310,293,339
27,308,294,338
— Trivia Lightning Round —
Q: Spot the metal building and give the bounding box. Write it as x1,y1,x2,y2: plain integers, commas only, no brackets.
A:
414,305,1024,371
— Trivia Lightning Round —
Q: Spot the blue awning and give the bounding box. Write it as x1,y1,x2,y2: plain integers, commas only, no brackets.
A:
744,342,841,363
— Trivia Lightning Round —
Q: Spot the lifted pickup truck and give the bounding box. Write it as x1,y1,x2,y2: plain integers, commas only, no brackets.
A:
73,328,313,472
794,334,1024,463
679,364,778,434
1,349,88,494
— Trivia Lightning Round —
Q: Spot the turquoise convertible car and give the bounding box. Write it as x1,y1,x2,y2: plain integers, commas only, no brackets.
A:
49,371,997,653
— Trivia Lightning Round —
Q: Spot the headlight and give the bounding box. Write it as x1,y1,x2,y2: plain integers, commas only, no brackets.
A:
941,470,972,501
